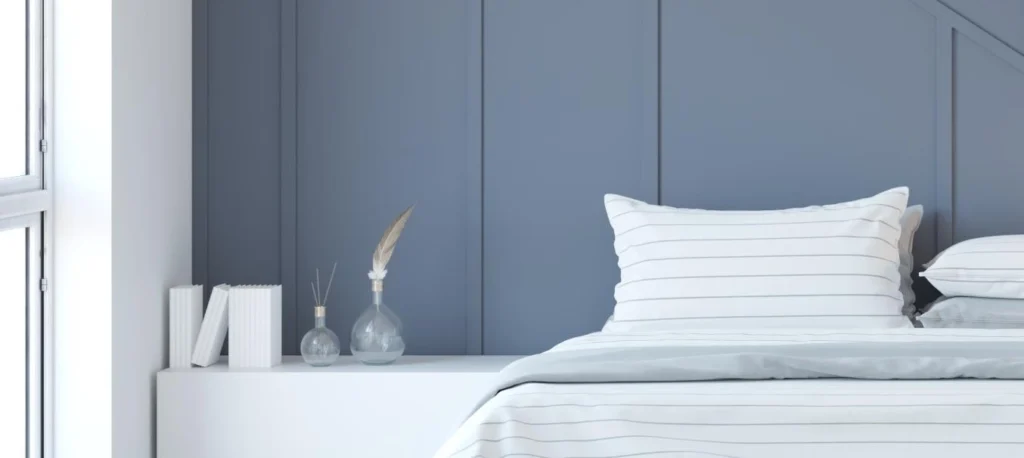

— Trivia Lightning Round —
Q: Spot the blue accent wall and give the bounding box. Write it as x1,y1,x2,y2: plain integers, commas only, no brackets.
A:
482,0,659,355
194,0,1024,355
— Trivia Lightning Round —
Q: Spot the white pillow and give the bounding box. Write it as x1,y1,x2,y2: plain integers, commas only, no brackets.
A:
917,296,1024,328
921,235,1024,299
602,187,911,331
602,202,925,330
898,205,924,313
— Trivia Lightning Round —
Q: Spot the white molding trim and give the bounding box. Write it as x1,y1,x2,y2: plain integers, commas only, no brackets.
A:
0,175,42,197
28,0,44,178
25,214,43,458
0,190,51,221
41,0,54,456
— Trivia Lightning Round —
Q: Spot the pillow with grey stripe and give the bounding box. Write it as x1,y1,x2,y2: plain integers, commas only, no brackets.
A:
921,235,1024,299
603,202,924,330
898,205,924,313
602,187,911,331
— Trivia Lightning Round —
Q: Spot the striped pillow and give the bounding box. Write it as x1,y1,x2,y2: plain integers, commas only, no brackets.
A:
921,235,1024,299
603,187,911,331
898,205,924,313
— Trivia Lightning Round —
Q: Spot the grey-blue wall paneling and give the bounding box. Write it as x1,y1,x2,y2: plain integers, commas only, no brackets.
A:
660,0,939,266
938,0,1024,54
193,0,208,296
296,0,477,355
195,0,1024,355
206,0,283,289
465,0,483,355
280,0,298,355
952,30,1024,241
482,0,659,355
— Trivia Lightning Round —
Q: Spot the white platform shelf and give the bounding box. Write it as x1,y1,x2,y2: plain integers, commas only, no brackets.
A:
157,355,521,458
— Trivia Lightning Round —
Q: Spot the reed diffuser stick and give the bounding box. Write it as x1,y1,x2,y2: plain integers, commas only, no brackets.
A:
321,262,338,306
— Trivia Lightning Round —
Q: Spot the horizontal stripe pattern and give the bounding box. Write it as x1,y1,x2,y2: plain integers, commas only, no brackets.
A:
922,235,1024,299
897,205,924,309
551,329,1024,350
437,330,1024,458
604,188,909,330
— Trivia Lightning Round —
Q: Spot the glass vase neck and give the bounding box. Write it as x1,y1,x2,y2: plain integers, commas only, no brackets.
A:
314,305,327,328
372,290,383,307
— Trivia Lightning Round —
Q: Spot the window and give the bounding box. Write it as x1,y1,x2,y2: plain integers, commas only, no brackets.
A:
0,1,49,458
0,1,27,179
0,216,41,458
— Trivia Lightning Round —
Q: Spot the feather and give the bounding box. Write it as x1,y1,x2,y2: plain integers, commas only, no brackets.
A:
370,205,414,280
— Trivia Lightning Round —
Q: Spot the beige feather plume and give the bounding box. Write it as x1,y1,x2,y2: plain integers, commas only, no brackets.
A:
369,205,414,280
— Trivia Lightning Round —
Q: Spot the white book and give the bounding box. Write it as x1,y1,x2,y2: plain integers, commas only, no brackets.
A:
169,285,203,368
229,285,282,368
190,284,231,367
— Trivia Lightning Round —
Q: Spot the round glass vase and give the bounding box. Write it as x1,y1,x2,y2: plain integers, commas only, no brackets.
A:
350,282,405,365
300,306,341,367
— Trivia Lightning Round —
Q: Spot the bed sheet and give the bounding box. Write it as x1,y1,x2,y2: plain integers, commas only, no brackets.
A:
437,329,1024,458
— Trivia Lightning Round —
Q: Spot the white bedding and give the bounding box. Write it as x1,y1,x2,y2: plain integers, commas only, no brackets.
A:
436,330,1024,458
603,188,910,330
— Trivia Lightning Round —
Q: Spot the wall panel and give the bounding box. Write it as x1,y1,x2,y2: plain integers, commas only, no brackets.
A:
940,0,1024,53
296,0,477,355
196,0,1024,355
661,0,939,265
205,1,282,299
482,0,658,355
952,32,1024,241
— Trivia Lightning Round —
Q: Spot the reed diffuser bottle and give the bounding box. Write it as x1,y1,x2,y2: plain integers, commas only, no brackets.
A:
351,205,413,365
301,263,341,366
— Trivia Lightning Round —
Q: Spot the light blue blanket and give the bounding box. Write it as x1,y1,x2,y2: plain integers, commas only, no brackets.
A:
490,340,1024,397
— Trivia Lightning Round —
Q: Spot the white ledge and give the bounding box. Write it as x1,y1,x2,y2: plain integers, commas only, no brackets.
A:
160,354,522,374
157,354,522,458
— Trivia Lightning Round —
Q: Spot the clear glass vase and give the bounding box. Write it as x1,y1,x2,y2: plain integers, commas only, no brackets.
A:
300,306,341,367
350,282,405,365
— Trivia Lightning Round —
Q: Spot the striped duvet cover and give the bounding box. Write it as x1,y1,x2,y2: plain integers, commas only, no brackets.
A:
436,329,1024,458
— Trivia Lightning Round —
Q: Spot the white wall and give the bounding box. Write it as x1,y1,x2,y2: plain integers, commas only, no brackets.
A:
112,0,192,456
54,0,113,457
54,0,191,456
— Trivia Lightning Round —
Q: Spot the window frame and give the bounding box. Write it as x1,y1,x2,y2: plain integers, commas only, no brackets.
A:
0,1,52,457
0,0,42,196
0,214,42,458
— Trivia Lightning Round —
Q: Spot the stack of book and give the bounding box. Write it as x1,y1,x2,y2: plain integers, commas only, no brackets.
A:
190,284,231,367
228,285,282,368
169,285,203,368
169,283,283,369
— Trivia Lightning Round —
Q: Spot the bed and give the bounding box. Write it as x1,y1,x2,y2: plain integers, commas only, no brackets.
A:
437,329,1024,457
436,187,1024,457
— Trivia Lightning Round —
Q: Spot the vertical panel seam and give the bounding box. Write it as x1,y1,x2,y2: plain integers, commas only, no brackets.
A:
204,0,211,294
935,21,955,250
465,0,485,355
293,0,299,355
292,0,299,355
948,28,956,245
280,0,298,354
479,0,486,355
656,0,662,205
